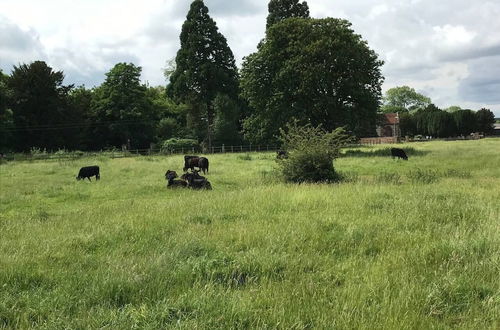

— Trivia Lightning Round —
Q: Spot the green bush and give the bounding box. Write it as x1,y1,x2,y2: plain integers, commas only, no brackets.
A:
161,138,199,153
277,122,352,183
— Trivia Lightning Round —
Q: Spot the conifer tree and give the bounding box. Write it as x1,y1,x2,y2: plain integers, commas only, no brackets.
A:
167,0,239,149
266,0,310,29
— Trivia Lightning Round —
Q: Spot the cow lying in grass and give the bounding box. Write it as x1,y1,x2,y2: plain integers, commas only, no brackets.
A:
165,170,187,188
181,170,212,190
76,166,100,181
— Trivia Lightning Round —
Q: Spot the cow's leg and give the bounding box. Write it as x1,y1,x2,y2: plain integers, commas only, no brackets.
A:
96,174,100,180
87,177,91,182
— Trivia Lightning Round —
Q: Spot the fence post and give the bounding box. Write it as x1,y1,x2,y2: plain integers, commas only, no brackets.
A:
212,147,214,154
240,145,242,152
231,146,234,153
222,144,225,153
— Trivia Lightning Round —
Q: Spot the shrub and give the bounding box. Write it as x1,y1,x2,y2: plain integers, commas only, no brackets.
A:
161,138,199,153
277,122,353,183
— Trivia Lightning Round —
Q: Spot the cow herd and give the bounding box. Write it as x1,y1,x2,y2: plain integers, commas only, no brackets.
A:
75,155,213,190
165,155,212,190
75,148,409,188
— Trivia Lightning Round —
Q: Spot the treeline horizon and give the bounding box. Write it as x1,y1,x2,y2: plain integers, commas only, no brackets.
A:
0,0,496,153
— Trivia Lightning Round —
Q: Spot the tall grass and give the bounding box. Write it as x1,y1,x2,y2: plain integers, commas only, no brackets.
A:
0,139,499,328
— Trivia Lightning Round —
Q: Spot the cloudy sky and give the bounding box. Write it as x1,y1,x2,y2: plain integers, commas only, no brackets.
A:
1,0,499,116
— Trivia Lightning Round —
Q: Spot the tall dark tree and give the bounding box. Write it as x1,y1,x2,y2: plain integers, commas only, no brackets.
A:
475,108,495,134
167,0,239,149
67,86,94,150
213,93,242,145
241,18,384,143
452,109,477,135
0,70,14,152
7,61,73,151
267,0,310,29
92,63,155,149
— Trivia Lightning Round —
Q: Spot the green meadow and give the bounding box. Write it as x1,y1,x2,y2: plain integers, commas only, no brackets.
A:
0,139,499,329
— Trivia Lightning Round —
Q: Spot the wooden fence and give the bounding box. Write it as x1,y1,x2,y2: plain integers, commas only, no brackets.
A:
0,145,281,162
359,137,399,145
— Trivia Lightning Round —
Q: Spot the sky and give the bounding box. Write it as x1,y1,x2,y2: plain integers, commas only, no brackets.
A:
1,0,499,116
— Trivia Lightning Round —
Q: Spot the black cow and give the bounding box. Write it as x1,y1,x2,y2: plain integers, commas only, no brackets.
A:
391,148,408,160
276,150,288,159
183,155,209,174
183,155,200,172
198,157,209,174
76,165,100,181
165,170,187,188
182,171,212,190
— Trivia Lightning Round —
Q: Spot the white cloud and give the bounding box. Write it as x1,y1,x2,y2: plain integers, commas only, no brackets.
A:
0,0,499,116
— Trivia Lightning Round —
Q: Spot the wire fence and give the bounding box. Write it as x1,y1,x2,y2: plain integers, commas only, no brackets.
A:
0,145,283,163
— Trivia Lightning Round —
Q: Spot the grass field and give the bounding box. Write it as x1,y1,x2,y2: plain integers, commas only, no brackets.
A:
0,139,499,329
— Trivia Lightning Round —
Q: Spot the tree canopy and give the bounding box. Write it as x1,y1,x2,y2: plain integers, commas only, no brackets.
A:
7,61,74,151
91,63,155,149
266,0,310,29
167,0,239,148
475,108,495,134
380,86,431,113
241,18,384,143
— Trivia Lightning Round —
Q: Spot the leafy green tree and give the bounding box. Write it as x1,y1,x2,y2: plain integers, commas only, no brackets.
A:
0,70,15,152
452,109,476,135
399,112,416,137
92,63,155,149
380,86,431,113
167,0,240,149
213,93,242,145
7,61,73,151
445,105,462,113
428,110,456,137
241,18,383,143
266,0,309,29
67,86,94,150
413,104,439,136
475,108,495,134
413,104,455,137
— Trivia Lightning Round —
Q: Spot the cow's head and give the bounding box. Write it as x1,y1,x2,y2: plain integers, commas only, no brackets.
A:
165,170,178,180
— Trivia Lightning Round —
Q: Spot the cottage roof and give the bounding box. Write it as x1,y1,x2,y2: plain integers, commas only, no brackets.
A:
383,113,399,125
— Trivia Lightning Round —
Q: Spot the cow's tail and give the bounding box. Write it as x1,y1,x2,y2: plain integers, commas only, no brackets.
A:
206,159,209,173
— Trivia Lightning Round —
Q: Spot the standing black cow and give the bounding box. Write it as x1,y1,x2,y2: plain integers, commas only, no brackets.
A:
391,148,408,160
183,155,209,174
183,155,199,172
276,150,288,159
76,165,100,181
198,157,209,174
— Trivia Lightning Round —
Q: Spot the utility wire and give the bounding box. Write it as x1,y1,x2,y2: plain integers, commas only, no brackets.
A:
0,119,160,132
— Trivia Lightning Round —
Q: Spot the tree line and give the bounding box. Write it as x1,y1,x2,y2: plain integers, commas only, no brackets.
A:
380,86,496,137
0,0,495,153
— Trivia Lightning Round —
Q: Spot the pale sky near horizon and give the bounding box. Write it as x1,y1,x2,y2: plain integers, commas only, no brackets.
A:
1,0,500,116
